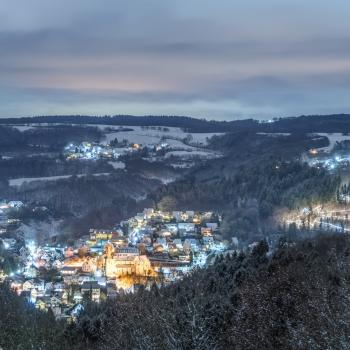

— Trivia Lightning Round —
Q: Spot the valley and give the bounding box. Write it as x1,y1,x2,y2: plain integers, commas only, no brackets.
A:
2,115,350,349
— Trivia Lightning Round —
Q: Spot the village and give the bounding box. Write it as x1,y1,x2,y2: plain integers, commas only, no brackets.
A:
0,199,25,236
63,125,222,169
64,139,169,161
307,149,350,172
279,203,350,234
0,207,228,322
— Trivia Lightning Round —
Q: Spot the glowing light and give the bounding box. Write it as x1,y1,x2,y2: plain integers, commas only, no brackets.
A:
94,270,102,277
27,241,36,255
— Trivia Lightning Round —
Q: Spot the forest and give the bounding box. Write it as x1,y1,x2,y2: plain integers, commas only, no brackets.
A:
1,234,350,350
0,157,114,179
3,173,159,236
154,132,339,243
3,113,350,133
0,125,102,152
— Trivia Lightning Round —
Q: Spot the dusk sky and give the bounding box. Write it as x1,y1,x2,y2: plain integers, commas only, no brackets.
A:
1,0,350,120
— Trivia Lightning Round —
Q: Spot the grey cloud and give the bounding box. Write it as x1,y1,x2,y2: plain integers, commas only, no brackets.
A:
1,0,350,119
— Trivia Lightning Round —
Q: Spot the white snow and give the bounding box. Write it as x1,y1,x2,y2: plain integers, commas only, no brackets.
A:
9,173,110,187
5,123,225,162
314,133,350,152
170,163,195,168
257,132,291,136
108,161,126,169
98,126,223,147
5,122,223,153
164,139,196,150
165,150,219,159
9,125,36,132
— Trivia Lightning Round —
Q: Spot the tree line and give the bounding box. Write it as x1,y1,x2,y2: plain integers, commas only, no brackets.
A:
0,125,103,152
4,114,350,133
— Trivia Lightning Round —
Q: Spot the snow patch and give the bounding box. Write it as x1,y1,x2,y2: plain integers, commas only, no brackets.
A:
314,133,350,152
108,161,126,169
9,173,110,187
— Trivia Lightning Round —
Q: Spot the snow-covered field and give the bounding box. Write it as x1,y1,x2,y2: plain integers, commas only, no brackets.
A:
99,125,223,147
314,133,350,153
9,125,36,132
165,150,220,159
108,161,126,169
8,123,222,142
7,122,223,147
8,122,223,147
97,125,223,161
170,163,195,168
9,173,110,187
257,132,291,137
164,139,196,150
6,123,225,164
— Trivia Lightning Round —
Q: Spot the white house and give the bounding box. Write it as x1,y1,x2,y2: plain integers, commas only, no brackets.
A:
172,211,182,222
178,223,195,234
8,201,24,208
183,239,200,253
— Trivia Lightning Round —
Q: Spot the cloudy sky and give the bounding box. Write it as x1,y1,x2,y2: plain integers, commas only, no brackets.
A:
1,0,350,120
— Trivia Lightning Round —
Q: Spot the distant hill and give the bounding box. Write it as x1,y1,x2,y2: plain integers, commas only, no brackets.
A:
2,113,350,133
0,115,245,132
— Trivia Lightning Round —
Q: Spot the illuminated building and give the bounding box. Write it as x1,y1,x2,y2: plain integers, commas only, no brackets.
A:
89,229,118,241
105,247,155,278
201,227,213,236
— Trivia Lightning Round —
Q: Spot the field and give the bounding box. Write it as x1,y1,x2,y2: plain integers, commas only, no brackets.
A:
315,133,350,152
9,173,111,187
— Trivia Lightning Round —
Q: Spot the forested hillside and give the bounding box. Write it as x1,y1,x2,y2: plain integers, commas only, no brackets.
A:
154,132,339,243
4,113,350,133
1,234,350,350
0,157,114,179
0,126,340,244
3,173,158,238
0,125,102,152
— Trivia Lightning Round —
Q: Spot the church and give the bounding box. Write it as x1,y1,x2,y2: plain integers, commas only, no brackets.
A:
105,245,155,278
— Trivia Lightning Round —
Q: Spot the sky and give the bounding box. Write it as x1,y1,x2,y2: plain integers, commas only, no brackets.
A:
1,0,350,120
